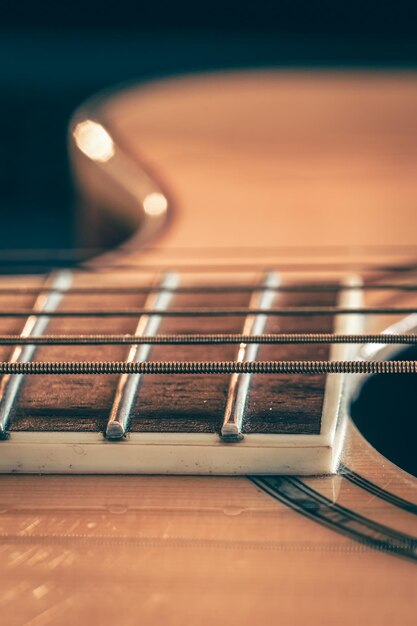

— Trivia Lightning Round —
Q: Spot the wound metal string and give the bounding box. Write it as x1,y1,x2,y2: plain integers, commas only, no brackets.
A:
0,360,414,375
0,333,415,346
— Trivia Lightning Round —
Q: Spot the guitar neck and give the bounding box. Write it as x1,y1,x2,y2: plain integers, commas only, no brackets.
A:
0,265,357,469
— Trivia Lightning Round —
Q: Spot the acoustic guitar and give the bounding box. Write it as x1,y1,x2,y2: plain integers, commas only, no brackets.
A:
0,70,416,625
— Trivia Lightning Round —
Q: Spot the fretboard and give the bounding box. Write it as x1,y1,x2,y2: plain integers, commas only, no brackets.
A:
0,268,340,435
0,255,415,474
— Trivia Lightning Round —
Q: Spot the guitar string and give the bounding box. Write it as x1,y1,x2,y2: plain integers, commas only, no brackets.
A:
0,306,416,318
0,333,415,346
0,360,414,375
0,273,414,383
3,261,417,272
1,243,417,259
0,285,415,366
2,282,417,295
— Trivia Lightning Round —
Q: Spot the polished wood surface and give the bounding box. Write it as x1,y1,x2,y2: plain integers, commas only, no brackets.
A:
106,71,417,251
0,71,417,624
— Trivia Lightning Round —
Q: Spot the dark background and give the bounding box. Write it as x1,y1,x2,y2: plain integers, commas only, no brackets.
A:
1,1,417,251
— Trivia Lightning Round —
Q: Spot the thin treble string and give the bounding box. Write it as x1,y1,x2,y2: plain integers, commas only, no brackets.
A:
1,243,417,259
0,306,416,318
2,283,417,295
3,261,417,273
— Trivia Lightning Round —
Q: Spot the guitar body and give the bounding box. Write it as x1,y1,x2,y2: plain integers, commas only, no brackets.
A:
1,71,417,624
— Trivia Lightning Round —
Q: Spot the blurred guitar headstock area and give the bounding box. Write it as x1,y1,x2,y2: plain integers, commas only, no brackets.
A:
1,0,416,251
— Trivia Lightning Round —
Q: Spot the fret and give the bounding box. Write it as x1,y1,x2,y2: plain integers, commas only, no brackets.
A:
105,273,178,439
221,272,280,442
0,271,73,439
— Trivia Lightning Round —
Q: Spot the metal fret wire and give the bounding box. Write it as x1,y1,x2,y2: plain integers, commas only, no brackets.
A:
0,271,73,437
0,333,416,346
0,306,416,318
106,272,178,439
0,360,414,375
221,272,280,440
